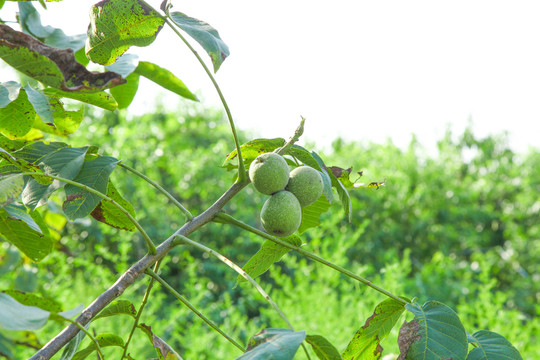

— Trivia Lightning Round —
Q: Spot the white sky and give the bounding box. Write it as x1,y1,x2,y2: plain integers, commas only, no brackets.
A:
2,0,540,153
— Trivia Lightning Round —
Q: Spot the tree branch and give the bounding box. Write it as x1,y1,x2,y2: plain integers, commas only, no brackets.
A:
30,181,248,360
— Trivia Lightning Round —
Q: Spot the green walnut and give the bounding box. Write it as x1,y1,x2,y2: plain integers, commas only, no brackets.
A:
260,190,302,237
249,152,290,195
286,166,324,207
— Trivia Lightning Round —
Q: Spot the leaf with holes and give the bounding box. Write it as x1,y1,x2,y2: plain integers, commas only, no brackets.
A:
62,155,119,220
0,24,124,92
467,330,522,360
237,235,302,284
91,181,136,231
86,0,165,65
169,12,230,72
342,298,406,360
398,301,468,360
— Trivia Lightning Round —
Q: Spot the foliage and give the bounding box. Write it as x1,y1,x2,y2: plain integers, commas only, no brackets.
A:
0,1,535,359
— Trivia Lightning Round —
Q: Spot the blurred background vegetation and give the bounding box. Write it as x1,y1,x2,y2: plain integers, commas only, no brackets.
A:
0,102,538,359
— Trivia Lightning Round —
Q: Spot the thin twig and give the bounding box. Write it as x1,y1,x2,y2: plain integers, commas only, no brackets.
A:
18,172,156,255
215,212,409,306
145,268,245,353
120,260,162,359
119,163,193,221
29,181,248,360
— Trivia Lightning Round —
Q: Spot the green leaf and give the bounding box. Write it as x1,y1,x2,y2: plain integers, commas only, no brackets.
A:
138,324,183,360
72,333,124,360
86,0,165,65
60,323,89,360
236,328,306,360
0,141,66,178
169,12,230,72
0,88,36,139
0,174,24,206
328,170,352,222
44,88,118,111
18,2,86,50
399,301,468,360
109,72,140,109
94,300,137,320
0,81,21,108
22,146,88,210
306,335,343,360
466,330,522,360
135,61,197,101
30,97,85,136
237,235,302,283
0,205,52,262
0,332,14,359
222,138,286,170
62,155,119,220
0,24,125,92
1,290,62,313
0,292,50,330
298,195,331,234
90,181,136,231
24,85,54,124
342,298,405,360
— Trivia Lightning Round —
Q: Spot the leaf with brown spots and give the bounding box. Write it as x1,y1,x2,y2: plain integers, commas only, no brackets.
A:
0,24,125,92
91,181,136,231
342,298,406,360
401,301,468,360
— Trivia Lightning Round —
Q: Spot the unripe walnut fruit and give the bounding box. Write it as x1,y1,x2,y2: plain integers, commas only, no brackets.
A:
249,152,290,195
260,190,302,237
286,166,324,207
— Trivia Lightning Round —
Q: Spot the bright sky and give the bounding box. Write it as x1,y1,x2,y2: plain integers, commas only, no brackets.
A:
2,0,540,153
